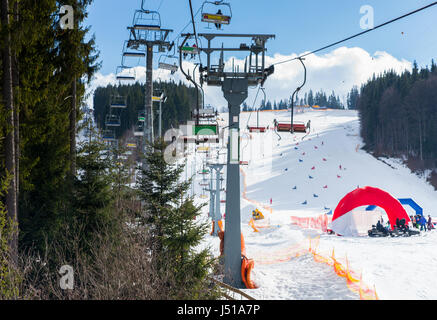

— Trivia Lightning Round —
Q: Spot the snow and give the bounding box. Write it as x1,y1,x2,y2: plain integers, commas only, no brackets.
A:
186,108,437,300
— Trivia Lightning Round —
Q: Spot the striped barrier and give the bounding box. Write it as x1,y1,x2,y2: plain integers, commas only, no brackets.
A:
290,214,329,233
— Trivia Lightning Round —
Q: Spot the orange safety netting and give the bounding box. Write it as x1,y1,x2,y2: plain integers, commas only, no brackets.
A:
238,168,378,299
248,218,278,232
309,239,379,300
290,214,329,233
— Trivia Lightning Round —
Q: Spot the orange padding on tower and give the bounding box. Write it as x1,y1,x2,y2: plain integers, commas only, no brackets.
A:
219,231,257,289
211,220,224,235
218,231,246,257
241,256,258,289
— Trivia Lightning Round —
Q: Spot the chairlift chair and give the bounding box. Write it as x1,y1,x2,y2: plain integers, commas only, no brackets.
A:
181,44,199,55
132,9,161,31
137,112,146,122
110,95,127,109
134,112,146,136
102,129,116,142
122,41,146,60
105,114,121,127
115,65,136,81
201,1,232,28
134,122,144,137
158,54,179,74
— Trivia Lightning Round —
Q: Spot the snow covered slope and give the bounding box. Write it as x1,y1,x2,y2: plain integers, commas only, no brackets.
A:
189,108,437,300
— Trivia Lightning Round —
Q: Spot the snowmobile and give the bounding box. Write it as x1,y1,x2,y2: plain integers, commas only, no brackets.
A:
252,209,264,221
368,225,390,237
389,227,420,237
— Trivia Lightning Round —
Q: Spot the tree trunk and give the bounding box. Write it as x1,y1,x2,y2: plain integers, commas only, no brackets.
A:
1,0,18,260
12,0,19,218
70,77,77,176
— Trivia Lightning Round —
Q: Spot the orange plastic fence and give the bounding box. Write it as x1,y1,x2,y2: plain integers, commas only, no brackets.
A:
310,240,379,300
290,214,329,232
249,218,280,233
239,170,378,299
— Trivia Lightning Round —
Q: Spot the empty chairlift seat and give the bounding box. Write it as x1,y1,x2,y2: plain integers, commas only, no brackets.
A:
132,9,161,31
102,129,116,142
105,114,121,127
110,95,128,109
115,66,136,81
274,120,307,133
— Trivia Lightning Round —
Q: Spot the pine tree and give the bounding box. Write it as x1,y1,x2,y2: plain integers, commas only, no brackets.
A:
137,139,216,299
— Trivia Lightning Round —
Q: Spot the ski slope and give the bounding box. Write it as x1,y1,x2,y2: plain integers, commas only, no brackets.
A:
188,108,437,300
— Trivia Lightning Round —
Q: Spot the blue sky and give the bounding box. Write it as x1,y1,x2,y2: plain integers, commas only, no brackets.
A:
86,0,437,75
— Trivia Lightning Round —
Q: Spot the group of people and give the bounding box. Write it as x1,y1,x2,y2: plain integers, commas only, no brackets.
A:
410,214,435,231
375,214,435,234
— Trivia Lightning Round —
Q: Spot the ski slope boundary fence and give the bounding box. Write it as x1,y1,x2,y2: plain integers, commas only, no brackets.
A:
240,167,378,300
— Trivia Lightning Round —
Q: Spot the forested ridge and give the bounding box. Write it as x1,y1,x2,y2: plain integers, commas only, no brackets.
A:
357,60,437,185
93,81,199,138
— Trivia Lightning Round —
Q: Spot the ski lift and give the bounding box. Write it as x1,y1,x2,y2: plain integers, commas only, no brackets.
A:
274,119,307,133
201,1,232,29
126,142,137,149
134,121,144,137
122,40,146,60
132,9,161,31
105,114,121,127
102,129,116,142
110,95,127,109
116,65,136,81
193,107,217,119
134,112,145,136
181,43,199,56
248,87,267,133
180,35,199,59
158,54,178,74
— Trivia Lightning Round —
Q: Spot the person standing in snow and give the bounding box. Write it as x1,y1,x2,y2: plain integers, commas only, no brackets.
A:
427,215,434,230
419,215,427,231
415,215,421,228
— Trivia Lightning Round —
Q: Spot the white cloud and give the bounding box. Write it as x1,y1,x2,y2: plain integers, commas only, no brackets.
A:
85,46,412,111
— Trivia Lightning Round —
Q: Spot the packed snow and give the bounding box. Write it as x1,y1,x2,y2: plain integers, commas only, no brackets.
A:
185,108,437,300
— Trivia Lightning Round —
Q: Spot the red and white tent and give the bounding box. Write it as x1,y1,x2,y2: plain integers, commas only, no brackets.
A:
332,186,410,236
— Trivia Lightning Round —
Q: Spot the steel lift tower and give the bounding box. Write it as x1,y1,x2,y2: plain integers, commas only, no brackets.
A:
181,33,275,288
126,1,173,152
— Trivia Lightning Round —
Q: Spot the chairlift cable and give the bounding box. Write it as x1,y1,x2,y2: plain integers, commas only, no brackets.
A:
188,0,203,65
245,85,261,129
271,1,437,67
